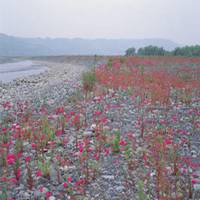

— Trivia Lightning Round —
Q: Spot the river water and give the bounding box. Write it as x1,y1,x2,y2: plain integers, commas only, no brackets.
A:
0,60,48,82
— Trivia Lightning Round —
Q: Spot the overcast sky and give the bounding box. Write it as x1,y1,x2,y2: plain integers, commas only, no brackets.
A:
0,0,200,45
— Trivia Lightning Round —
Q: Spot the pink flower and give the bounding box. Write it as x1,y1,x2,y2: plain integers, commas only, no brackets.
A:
25,156,31,163
119,140,127,146
56,129,63,136
163,138,172,146
181,168,187,174
70,111,75,116
192,179,198,185
17,152,22,158
93,153,99,161
9,140,14,145
79,146,84,153
192,173,199,178
177,129,190,135
74,114,80,122
86,147,92,153
7,154,15,165
45,191,52,198
39,186,44,192
36,170,42,177
1,177,7,182
101,117,108,124
47,141,56,145
127,132,134,139
75,178,85,186
56,107,64,114
2,127,7,132
180,138,189,143
63,182,68,188
1,143,9,147
94,110,102,116
31,143,37,148
7,154,15,160
68,176,73,182
16,168,21,179
9,177,17,184
104,148,110,156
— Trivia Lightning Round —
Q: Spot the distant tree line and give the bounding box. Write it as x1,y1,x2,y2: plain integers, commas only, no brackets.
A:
125,45,200,57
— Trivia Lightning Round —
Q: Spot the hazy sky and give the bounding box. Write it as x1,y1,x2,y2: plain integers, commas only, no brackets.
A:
0,0,200,45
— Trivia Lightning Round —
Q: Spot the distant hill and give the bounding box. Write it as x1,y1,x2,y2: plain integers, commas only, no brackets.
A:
0,33,180,56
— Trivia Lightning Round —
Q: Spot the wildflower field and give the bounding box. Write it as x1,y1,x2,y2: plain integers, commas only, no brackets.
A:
1,56,200,200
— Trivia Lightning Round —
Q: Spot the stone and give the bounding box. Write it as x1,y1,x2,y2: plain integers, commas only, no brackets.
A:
50,164,59,184
115,186,125,193
194,184,200,191
34,191,43,199
102,175,115,180
49,196,56,200
83,130,95,137
90,123,96,131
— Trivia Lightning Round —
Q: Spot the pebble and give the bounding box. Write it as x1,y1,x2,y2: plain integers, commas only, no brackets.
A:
102,175,115,180
49,196,56,200
83,130,95,137
1,58,200,199
34,191,43,199
115,186,125,192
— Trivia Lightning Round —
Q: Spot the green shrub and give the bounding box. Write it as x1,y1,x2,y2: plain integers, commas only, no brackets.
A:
111,130,121,153
81,71,96,94
137,180,151,200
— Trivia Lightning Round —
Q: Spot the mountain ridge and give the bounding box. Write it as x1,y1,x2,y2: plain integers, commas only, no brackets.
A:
0,33,180,57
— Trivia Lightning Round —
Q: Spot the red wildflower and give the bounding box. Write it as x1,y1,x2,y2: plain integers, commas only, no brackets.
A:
56,129,63,136
9,177,17,184
36,170,42,177
101,117,108,124
45,191,52,198
16,168,21,179
1,143,9,147
1,177,7,182
31,143,37,148
94,110,102,116
79,146,84,153
119,140,127,146
47,141,56,145
104,148,110,156
163,138,172,146
2,127,7,132
75,178,85,186
7,154,15,165
192,179,198,185
70,111,75,116
56,106,64,114
68,176,73,182
93,153,100,161
25,156,31,163
86,147,92,153
17,152,22,158
63,182,68,188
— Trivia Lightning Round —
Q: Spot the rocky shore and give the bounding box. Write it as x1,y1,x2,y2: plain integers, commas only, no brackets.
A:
0,60,89,111
0,55,110,110
1,56,200,200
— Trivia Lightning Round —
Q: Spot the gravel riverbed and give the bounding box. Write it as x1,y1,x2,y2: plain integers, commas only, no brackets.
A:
0,60,88,110
1,57,200,200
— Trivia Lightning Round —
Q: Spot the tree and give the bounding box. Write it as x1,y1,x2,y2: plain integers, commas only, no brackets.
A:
172,45,200,57
125,45,200,57
137,45,166,56
125,47,136,56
